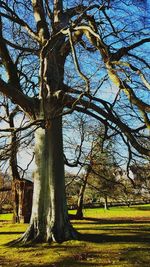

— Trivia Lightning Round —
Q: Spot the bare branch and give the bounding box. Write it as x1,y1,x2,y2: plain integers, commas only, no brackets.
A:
106,62,150,126
65,94,150,157
32,0,50,42
3,38,39,55
0,78,38,118
0,3,40,42
111,38,150,61
68,28,90,94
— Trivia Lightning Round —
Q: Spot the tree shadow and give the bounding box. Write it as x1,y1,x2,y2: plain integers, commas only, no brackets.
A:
76,227,150,232
121,247,150,267
79,232,150,244
0,231,24,235
1,226,150,266
73,217,150,224
135,206,150,211
0,250,106,267
0,247,149,267
1,216,150,266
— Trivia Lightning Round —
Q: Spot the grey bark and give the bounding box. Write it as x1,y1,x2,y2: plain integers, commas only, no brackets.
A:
15,16,78,241
19,112,77,243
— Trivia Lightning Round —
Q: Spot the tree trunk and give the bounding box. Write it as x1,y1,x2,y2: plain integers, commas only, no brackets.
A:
12,179,33,223
12,181,19,223
16,46,77,243
9,111,22,223
76,172,89,219
19,116,77,243
104,195,109,210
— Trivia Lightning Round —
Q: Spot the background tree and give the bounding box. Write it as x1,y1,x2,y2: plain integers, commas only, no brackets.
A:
64,114,93,219
0,98,34,222
130,162,150,202
84,130,119,209
0,0,150,244
75,166,91,219
0,171,11,213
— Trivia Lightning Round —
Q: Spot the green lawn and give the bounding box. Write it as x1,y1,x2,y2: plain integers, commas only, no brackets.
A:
70,204,150,219
0,213,13,221
0,205,150,266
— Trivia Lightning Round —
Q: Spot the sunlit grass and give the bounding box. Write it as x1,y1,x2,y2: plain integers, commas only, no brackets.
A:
0,205,150,266
70,204,150,219
0,213,13,221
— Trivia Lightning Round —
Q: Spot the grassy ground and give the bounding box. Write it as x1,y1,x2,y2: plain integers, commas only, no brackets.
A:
0,205,150,266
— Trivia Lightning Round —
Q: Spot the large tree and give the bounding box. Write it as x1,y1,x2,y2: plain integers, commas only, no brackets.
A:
0,0,150,243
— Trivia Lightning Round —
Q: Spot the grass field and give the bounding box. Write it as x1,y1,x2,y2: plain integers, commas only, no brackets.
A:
0,205,150,266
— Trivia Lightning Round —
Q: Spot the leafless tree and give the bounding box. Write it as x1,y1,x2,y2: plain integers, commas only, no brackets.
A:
0,0,150,244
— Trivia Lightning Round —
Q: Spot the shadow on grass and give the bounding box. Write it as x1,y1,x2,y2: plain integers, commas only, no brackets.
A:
0,231,24,235
135,206,150,211
73,217,150,224
2,217,150,248
8,230,150,248
1,247,150,267
121,247,150,267
7,230,150,248
0,252,105,267
1,231,150,266
79,232,150,243
76,227,150,232
0,259,101,267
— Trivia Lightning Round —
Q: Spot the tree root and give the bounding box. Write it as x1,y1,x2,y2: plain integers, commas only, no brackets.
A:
8,221,79,246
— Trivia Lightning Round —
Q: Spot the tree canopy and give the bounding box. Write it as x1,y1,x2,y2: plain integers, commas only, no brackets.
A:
0,0,150,158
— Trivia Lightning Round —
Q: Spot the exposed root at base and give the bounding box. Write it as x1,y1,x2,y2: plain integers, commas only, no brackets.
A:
8,223,79,246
